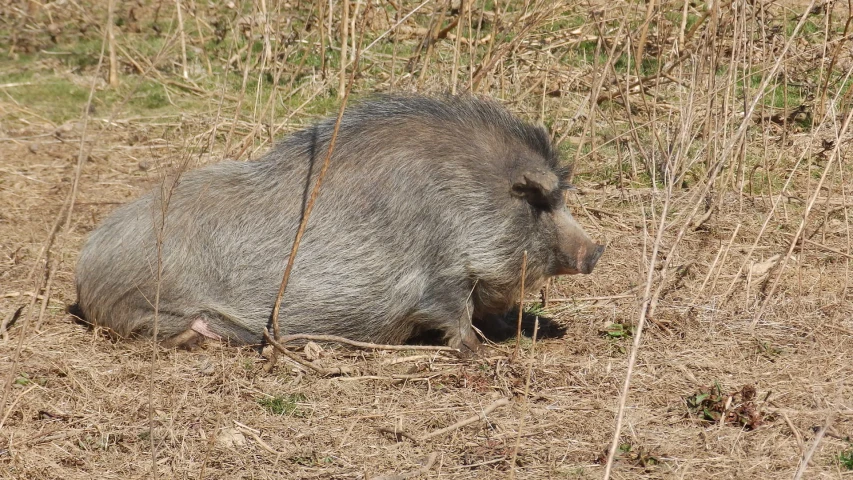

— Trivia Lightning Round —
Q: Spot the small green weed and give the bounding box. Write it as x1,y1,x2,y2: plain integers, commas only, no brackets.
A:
13,374,31,387
13,373,47,387
839,447,853,470
685,383,764,430
523,302,546,317
258,393,307,416
595,441,659,469
600,322,634,339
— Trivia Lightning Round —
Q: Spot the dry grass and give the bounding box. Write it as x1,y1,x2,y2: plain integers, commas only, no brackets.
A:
2,0,853,478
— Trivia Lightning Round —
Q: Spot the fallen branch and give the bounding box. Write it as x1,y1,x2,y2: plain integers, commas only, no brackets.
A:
420,397,510,442
263,329,358,377
784,233,853,260
233,422,286,456
376,427,420,443
0,306,25,340
373,397,511,446
276,333,458,353
335,370,454,382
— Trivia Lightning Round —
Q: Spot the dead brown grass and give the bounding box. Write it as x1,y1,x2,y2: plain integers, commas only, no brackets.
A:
2,0,853,478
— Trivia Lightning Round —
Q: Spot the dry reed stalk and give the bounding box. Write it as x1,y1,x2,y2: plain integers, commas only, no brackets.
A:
634,0,655,76
467,5,553,92
339,0,349,98
33,259,58,331
602,2,822,475
318,0,326,78
235,23,290,160
416,0,450,88
696,223,740,297
223,33,254,155
258,0,273,64
148,161,195,480
513,251,528,358
509,316,538,479
450,0,464,93
196,413,220,480
187,0,212,75
107,0,118,86
175,0,189,79
349,0,362,67
645,0,820,319
752,105,853,328
793,410,836,479
563,6,630,162
602,181,672,480
0,10,107,422
267,10,367,370
723,59,853,301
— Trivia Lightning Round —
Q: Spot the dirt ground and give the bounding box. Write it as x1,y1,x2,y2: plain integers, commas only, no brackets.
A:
2,0,853,478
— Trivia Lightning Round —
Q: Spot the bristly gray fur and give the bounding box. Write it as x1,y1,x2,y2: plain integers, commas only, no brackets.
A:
74,94,602,348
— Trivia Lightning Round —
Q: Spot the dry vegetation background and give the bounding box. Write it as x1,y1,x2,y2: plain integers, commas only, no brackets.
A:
1,0,853,478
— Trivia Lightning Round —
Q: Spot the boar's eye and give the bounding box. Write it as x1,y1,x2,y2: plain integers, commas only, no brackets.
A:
512,183,551,210
511,168,560,210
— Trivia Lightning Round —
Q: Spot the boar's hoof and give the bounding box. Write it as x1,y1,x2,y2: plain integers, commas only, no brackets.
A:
448,327,482,358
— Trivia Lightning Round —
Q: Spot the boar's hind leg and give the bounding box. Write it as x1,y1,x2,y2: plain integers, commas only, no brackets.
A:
162,317,224,350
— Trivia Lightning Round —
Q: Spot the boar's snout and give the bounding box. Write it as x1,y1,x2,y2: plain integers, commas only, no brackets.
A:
555,241,604,275
580,243,605,274
551,211,605,276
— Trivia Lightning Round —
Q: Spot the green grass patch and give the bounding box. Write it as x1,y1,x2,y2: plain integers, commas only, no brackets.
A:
762,84,806,109
0,72,90,123
663,11,701,32
786,18,821,37
614,54,660,76
569,39,608,67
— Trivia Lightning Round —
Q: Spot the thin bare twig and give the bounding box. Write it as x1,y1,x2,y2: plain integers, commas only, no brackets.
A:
0,8,106,422
420,397,510,442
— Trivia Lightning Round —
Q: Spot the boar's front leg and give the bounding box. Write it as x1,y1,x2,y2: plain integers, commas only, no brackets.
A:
442,300,482,357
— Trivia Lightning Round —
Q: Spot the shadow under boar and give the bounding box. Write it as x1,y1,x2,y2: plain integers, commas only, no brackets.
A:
73,94,604,354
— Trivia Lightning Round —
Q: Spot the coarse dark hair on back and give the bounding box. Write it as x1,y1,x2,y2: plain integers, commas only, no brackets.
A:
281,93,571,180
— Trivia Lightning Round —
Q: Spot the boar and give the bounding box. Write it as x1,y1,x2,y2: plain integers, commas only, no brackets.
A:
73,94,604,353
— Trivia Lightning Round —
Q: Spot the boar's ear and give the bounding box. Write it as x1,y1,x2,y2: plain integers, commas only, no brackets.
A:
511,169,559,208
